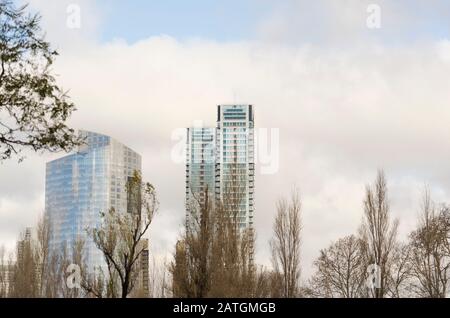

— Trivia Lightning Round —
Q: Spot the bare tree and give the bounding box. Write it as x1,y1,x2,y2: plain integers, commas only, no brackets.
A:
210,162,256,298
185,186,214,297
252,266,283,298
33,215,74,298
3,217,90,298
408,189,450,298
307,235,365,298
6,221,63,298
9,229,39,297
170,239,191,298
148,255,169,298
0,246,4,297
81,267,107,298
169,185,214,298
34,214,52,297
89,171,158,298
0,245,10,298
44,245,69,298
385,243,412,298
270,189,302,298
209,201,255,296
59,239,88,298
171,162,256,298
359,170,399,298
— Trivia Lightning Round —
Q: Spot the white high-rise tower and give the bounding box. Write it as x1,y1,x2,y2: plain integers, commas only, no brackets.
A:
186,105,255,230
216,105,255,229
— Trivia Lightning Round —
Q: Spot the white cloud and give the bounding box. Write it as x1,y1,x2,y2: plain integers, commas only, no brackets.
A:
2,1,450,279
256,0,450,46
19,0,102,52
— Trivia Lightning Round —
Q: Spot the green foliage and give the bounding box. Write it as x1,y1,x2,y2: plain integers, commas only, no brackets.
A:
88,171,158,298
0,0,82,161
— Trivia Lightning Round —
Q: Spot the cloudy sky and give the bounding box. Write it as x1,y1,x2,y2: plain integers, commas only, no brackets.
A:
2,0,450,279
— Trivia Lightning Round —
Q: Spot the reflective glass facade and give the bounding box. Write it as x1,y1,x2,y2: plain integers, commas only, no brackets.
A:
45,131,141,271
185,127,216,224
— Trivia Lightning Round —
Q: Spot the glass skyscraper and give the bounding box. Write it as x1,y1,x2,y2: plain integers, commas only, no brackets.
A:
45,130,141,272
185,127,216,225
216,105,255,229
186,105,255,230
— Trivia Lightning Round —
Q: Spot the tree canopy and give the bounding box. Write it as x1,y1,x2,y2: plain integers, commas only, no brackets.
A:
0,0,81,161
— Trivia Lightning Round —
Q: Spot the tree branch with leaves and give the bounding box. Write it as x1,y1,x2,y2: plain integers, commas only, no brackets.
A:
0,0,82,161
89,171,158,298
